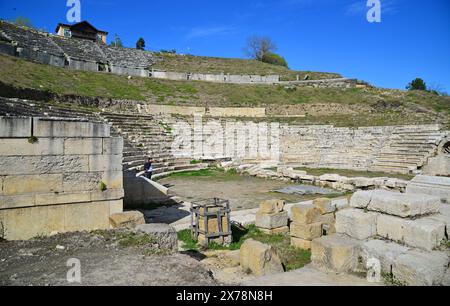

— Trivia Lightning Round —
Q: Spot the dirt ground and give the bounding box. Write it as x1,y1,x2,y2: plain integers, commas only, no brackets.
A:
0,230,217,286
159,175,321,211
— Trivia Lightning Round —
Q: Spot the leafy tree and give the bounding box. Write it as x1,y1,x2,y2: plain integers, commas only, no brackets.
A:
262,52,288,67
136,37,145,50
14,16,33,28
110,34,123,48
244,36,277,61
406,78,427,91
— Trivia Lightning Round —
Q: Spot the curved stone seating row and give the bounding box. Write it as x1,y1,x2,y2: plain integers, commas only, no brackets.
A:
369,125,445,174
0,21,63,56
51,36,106,62
100,45,154,68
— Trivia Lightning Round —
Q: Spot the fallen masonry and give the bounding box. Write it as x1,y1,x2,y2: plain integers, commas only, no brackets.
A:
311,186,450,285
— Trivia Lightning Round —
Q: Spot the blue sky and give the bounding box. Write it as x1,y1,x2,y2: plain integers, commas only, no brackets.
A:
1,0,449,91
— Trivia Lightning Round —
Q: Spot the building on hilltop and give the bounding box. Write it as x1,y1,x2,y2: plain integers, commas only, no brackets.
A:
56,21,108,44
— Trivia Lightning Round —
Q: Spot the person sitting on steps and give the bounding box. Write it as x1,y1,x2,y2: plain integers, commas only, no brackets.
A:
144,158,154,180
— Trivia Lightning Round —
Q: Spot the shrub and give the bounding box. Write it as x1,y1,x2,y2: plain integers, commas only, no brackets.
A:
406,78,427,91
262,52,288,68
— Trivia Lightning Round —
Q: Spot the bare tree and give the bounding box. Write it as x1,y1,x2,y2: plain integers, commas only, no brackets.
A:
244,36,277,61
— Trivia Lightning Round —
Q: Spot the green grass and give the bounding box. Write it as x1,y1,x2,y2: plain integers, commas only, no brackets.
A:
177,224,311,271
163,168,239,180
294,167,415,181
1,54,448,127
153,53,342,81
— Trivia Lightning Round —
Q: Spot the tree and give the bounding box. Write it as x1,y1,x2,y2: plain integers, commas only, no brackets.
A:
262,52,288,68
406,78,427,91
136,38,145,50
14,16,33,28
244,36,277,61
110,34,123,48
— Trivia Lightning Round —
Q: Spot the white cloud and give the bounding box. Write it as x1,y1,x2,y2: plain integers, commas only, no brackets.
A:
185,25,237,39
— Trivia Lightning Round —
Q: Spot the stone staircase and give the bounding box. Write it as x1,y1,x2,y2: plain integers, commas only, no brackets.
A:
98,112,206,179
369,125,445,174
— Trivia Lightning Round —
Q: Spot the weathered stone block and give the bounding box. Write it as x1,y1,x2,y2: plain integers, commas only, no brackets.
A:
0,138,64,156
255,211,288,229
350,190,373,208
313,197,335,214
3,174,63,196
64,138,103,155
335,208,378,240
290,237,312,250
240,239,284,276
102,137,124,155
224,250,240,267
360,239,409,273
290,222,322,240
0,155,89,175
0,204,65,240
259,226,289,235
65,201,110,232
351,190,441,217
311,234,361,273
33,118,110,138
35,191,91,206
258,199,285,214
135,223,178,252
89,155,123,172
108,200,123,215
406,175,450,203
62,172,102,192
290,203,321,224
102,171,123,190
331,197,350,211
392,249,449,286
377,214,446,251
0,117,31,137
0,194,35,209
109,211,145,229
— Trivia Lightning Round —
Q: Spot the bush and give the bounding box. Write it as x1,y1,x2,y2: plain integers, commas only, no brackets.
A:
261,52,288,68
407,78,427,91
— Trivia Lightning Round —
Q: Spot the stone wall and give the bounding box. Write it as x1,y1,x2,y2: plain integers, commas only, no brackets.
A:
0,117,124,240
142,104,266,118
151,70,280,84
168,117,447,173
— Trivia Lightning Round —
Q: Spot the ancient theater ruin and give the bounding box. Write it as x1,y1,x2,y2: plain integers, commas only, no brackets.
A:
0,20,449,286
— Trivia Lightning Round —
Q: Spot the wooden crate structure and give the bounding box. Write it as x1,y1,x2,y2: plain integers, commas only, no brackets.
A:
190,198,232,246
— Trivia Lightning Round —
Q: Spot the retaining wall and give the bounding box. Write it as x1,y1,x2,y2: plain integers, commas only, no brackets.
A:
0,117,124,240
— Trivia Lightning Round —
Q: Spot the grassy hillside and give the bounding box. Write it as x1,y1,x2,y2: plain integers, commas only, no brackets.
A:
0,54,448,127
153,53,342,81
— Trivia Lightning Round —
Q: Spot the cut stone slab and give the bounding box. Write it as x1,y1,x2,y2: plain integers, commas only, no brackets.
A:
335,208,378,240
392,249,450,286
291,237,312,250
259,226,289,235
109,211,145,229
198,215,229,233
377,214,446,251
311,234,361,273
406,175,450,203
290,222,322,240
240,239,284,276
313,198,335,214
291,203,321,224
258,199,285,214
350,189,441,218
331,197,350,211
135,223,178,252
360,239,410,274
255,211,288,229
